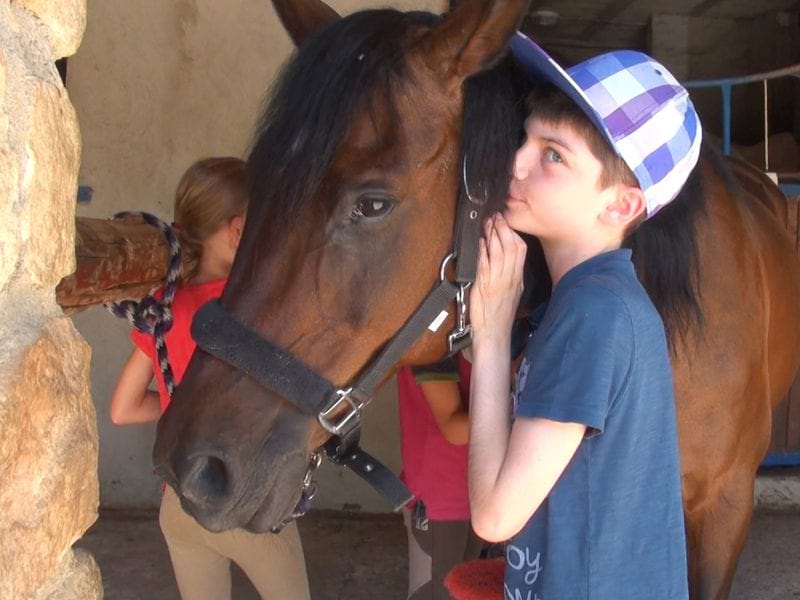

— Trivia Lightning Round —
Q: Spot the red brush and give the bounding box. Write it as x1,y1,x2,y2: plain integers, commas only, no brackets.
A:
444,558,505,600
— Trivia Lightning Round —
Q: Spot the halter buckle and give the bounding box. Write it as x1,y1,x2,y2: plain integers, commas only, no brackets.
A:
318,387,365,437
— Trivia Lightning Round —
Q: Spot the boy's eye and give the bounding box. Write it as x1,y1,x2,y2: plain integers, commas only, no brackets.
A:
544,148,563,164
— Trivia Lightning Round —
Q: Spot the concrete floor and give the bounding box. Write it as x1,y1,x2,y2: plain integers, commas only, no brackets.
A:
77,509,800,600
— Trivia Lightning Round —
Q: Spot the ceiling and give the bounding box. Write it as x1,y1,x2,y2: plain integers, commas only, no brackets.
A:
524,0,800,23
515,0,800,62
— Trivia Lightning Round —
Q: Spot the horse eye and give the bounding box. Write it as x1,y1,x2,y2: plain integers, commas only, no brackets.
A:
351,196,395,221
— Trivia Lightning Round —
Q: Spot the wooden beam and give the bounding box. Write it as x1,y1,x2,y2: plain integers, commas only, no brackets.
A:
56,216,177,314
690,0,729,17
579,0,638,39
522,17,648,63
527,0,552,14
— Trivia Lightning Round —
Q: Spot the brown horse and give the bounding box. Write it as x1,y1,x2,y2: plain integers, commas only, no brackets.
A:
152,2,800,598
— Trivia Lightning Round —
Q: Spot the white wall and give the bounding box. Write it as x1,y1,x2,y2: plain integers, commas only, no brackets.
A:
68,0,443,511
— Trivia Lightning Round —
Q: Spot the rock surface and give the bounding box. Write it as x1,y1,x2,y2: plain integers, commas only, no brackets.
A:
14,0,87,58
0,319,99,599
25,80,80,288
0,1,100,598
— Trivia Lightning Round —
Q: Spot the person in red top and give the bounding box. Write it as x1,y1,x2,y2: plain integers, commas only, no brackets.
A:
125,277,225,415
397,351,484,600
110,157,310,600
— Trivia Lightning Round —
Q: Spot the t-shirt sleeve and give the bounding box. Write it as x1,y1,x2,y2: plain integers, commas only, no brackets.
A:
411,355,460,383
515,286,634,434
130,328,155,361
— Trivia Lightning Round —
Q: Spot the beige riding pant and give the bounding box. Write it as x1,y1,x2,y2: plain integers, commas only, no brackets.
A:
159,486,311,600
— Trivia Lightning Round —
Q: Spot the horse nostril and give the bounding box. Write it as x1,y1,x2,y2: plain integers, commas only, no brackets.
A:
179,454,230,506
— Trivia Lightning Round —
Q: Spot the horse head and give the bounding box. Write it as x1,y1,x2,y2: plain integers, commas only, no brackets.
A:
153,0,529,533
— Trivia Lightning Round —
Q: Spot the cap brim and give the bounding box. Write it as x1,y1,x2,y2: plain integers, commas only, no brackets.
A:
510,32,614,147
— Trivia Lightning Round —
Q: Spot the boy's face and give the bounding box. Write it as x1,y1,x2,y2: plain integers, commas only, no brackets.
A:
505,116,623,242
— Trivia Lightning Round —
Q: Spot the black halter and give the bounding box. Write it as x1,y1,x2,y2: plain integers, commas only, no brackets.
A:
191,158,484,523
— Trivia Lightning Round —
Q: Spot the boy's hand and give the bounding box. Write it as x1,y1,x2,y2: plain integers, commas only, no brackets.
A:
470,213,526,342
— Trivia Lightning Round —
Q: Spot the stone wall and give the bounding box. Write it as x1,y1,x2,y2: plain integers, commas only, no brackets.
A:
0,1,100,598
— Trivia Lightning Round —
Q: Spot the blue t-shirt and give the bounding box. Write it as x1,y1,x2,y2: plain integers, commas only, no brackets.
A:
506,249,688,600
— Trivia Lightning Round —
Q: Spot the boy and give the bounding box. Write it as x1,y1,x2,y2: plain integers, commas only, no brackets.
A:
467,32,701,600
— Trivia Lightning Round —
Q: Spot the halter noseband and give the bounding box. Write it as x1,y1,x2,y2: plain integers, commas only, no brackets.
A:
190,157,484,528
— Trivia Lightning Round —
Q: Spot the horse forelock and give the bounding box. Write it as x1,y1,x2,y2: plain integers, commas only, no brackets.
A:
242,10,441,251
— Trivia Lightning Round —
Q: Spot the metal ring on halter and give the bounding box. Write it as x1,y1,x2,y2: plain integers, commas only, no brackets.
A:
439,253,456,282
462,155,485,206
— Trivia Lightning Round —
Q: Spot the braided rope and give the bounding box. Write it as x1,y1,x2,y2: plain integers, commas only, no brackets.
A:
106,212,183,399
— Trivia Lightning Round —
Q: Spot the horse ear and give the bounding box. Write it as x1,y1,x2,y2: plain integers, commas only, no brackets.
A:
271,0,341,47
422,0,530,86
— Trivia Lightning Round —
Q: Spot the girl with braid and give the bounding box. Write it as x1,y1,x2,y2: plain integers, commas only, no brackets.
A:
110,157,310,600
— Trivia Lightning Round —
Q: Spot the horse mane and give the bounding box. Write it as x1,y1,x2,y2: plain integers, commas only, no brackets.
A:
623,142,715,350
245,9,439,245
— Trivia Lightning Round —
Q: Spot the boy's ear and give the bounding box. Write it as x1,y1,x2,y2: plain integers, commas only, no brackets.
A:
229,215,245,249
600,185,646,228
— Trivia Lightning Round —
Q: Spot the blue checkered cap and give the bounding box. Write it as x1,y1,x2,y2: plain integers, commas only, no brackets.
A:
511,32,703,217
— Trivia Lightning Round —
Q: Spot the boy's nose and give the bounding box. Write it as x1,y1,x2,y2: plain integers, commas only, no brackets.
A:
512,142,535,181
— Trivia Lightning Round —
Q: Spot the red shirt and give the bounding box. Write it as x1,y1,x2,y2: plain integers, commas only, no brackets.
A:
131,278,226,413
397,354,472,521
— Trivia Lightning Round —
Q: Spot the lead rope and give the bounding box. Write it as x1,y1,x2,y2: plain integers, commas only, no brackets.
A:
104,212,182,399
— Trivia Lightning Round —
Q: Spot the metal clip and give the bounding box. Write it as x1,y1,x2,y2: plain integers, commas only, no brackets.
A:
413,500,429,531
318,387,365,437
448,282,472,354
301,451,322,502
303,451,323,490
274,451,324,531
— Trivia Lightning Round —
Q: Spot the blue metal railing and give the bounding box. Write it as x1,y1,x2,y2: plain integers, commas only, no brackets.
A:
685,63,800,163
762,453,800,468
